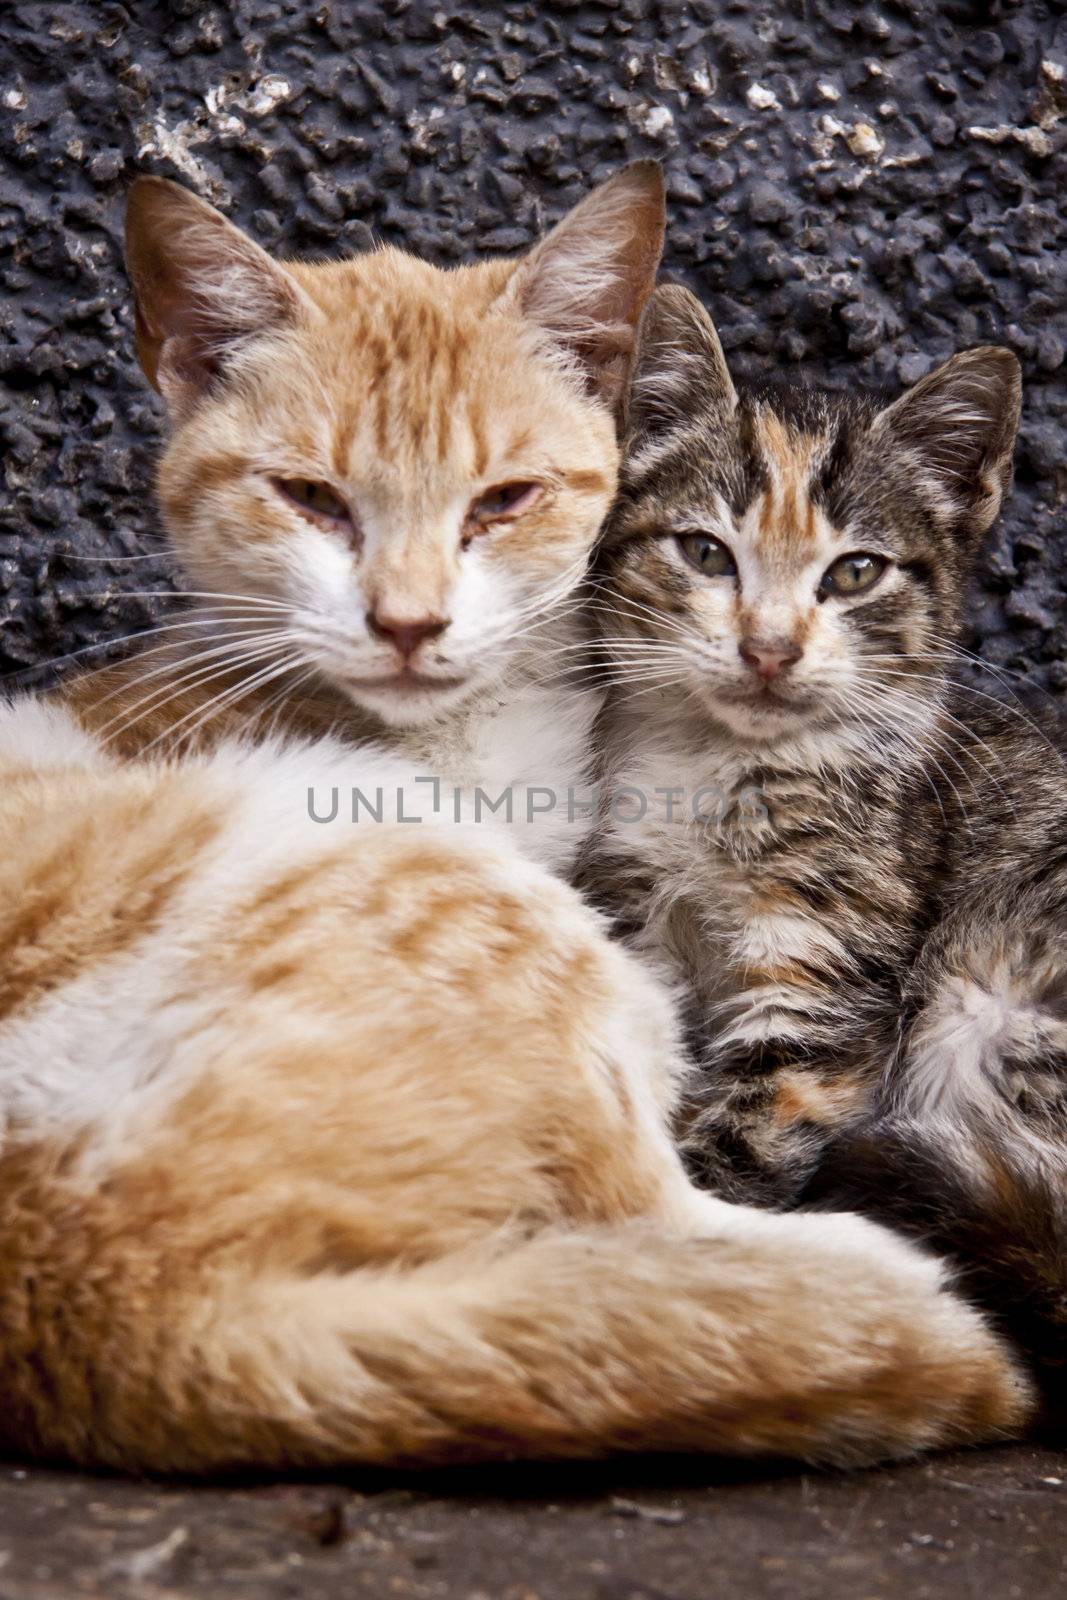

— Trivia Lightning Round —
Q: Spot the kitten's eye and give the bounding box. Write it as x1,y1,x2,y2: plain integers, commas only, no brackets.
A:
677,533,737,579
273,477,352,526
467,481,543,528
819,552,887,597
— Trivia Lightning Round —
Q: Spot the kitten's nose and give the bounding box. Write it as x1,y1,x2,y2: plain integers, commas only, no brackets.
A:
367,610,450,661
739,637,802,682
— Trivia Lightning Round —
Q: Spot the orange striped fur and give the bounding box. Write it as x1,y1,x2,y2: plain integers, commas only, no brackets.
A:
0,723,1031,1471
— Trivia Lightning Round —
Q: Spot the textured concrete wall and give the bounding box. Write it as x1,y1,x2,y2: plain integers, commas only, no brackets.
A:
2,2,1065,690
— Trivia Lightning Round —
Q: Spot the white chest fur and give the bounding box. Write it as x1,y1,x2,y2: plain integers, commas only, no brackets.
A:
400,678,602,875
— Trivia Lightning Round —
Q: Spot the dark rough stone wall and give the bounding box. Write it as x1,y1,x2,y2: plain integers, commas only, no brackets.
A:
2,0,1065,689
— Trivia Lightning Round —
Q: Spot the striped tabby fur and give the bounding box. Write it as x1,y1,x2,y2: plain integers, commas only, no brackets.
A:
589,283,1066,1416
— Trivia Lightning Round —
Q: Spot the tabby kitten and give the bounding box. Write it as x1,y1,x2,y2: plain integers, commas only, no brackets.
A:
0,176,1028,1473
590,284,1066,1413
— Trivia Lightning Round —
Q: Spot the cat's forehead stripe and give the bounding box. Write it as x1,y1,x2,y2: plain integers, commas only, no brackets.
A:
467,399,489,480
751,408,826,556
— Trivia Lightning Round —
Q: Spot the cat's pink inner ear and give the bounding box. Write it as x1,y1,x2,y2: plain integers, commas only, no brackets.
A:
506,162,666,411
125,177,310,417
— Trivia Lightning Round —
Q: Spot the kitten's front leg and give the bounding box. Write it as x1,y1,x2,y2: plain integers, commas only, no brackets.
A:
683,982,894,1205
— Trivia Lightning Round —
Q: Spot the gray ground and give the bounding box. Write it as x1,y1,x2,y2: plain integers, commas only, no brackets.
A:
2,2,1067,1593
0,1445,1065,1599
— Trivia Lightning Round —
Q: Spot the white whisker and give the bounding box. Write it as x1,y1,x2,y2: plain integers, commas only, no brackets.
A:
140,653,305,757
97,637,291,746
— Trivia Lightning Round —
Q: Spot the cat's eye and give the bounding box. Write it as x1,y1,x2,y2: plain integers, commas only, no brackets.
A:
819,552,887,598
677,533,737,579
273,477,352,526
465,481,543,538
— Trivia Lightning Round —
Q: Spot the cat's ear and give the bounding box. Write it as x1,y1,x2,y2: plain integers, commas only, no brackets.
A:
624,283,737,445
504,162,666,412
125,177,315,420
871,347,1022,539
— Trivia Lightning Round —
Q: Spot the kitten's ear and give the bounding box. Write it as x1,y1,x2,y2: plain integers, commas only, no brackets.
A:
871,347,1022,539
505,162,666,412
125,177,315,420
624,283,737,444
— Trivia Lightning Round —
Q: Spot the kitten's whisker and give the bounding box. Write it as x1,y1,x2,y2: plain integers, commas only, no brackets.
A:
867,635,1062,738
529,639,681,676
177,656,310,754
608,661,687,685
97,652,294,753
591,610,695,648
604,670,686,708
479,618,592,672
585,589,696,644
838,686,978,838
530,619,650,648
599,648,687,669
924,631,1046,693
941,677,1066,768
610,678,680,699
610,678,678,710
834,689,955,831
854,665,1066,775
602,644,685,659
850,670,1019,810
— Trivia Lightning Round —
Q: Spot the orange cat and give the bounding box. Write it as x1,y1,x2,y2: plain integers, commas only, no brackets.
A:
0,170,1030,1473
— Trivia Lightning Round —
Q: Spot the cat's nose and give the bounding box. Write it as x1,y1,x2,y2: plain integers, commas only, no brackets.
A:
367,610,450,661
738,637,802,682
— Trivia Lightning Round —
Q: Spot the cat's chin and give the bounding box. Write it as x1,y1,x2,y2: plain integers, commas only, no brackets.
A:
694,684,826,744
339,670,478,728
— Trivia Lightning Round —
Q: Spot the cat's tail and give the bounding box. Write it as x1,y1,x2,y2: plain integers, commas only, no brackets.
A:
3,1203,1031,1473
803,1116,1067,1432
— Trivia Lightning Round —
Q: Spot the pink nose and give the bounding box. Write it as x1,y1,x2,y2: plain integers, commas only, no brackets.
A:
738,637,802,682
367,611,450,661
